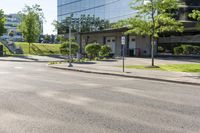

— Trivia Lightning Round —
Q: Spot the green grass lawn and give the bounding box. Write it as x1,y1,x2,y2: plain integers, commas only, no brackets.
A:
1,42,62,56
15,42,61,55
123,64,200,73
0,42,13,55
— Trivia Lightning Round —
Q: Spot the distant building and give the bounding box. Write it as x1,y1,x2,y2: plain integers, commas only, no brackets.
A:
1,13,44,42
1,14,23,41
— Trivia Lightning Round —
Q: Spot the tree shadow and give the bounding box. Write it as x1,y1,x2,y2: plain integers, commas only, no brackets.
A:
156,56,200,63
31,44,44,55
97,59,117,62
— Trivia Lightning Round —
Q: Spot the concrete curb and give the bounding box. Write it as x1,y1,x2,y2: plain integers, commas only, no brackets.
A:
0,59,66,63
49,65,200,86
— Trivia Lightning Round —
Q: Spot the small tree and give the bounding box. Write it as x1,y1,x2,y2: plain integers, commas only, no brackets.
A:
18,5,44,54
8,30,14,37
189,10,200,28
0,9,6,36
99,45,112,57
85,43,101,59
44,34,51,43
60,41,79,55
115,0,183,66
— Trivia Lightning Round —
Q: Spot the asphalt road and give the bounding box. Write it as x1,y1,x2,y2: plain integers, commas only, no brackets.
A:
0,61,199,133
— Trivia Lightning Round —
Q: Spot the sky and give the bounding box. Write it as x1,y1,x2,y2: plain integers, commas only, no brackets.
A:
0,0,57,34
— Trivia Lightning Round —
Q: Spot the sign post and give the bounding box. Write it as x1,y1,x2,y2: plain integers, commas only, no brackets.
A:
121,36,126,72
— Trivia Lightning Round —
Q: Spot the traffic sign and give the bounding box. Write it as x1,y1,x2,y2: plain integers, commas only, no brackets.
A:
121,36,126,45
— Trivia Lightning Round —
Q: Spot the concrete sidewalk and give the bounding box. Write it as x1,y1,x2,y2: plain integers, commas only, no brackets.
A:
49,59,200,86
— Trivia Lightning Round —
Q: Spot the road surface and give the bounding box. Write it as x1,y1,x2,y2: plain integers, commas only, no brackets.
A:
0,61,199,133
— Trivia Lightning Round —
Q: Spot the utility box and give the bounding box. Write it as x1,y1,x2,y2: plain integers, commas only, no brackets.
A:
0,45,4,56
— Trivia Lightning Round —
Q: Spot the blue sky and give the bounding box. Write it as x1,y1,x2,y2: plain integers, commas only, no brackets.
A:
0,0,57,34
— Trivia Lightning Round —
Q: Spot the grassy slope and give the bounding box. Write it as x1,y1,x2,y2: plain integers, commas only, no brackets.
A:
124,64,200,73
15,42,61,55
0,42,13,55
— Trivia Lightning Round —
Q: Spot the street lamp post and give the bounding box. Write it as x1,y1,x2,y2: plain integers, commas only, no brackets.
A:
68,25,73,67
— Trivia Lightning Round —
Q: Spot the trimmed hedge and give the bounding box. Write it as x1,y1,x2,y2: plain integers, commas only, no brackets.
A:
174,46,183,55
99,45,112,57
85,43,101,59
85,43,112,59
174,45,200,55
60,41,79,55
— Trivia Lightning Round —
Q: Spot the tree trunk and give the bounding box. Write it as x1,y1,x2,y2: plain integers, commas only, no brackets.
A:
151,0,155,67
151,36,155,66
29,43,31,54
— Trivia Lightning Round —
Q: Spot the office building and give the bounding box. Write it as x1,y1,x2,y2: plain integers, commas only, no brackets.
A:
58,0,200,57
58,0,135,22
1,14,23,41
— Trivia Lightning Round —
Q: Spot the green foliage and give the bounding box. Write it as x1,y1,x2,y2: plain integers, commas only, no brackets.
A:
114,0,183,38
174,46,183,55
60,41,79,55
189,10,200,28
99,45,112,57
0,9,6,36
158,46,165,53
182,45,194,54
85,43,101,59
174,45,200,55
8,30,14,37
55,35,63,43
18,5,44,44
123,64,200,73
114,0,184,66
193,46,200,55
44,34,51,43
53,14,111,34
15,42,61,55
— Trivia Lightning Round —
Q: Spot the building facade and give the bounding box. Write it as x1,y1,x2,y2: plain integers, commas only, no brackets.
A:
58,0,149,57
58,0,136,22
1,14,23,41
58,0,200,57
158,0,200,51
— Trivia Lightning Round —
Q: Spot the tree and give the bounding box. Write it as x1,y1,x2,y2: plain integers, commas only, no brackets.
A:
114,0,183,66
44,34,51,43
18,5,44,54
99,45,112,57
189,10,200,28
85,43,101,59
53,14,111,35
8,30,14,38
60,41,79,55
0,9,6,36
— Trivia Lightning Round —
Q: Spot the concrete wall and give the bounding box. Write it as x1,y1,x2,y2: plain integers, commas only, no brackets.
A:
135,36,151,56
158,35,200,44
81,32,152,57
81,32,123,56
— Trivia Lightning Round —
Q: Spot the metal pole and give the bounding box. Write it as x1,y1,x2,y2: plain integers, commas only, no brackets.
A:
123,44,125,72
68,25,73,67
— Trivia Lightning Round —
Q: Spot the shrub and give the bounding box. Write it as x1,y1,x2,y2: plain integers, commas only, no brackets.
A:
182,45,194,54
99,45,112,57
158,46,165,53
60,41,79,55
174,45,200,55
193,46,200,55
85,43,101,59
174,46,183,55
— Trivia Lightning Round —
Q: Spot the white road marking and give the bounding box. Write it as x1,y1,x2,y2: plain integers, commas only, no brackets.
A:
14,66,23,69
0,71,10,74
